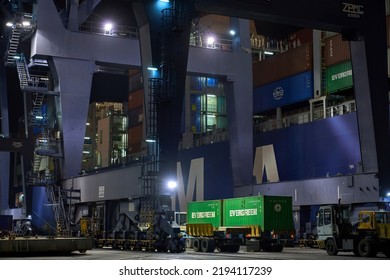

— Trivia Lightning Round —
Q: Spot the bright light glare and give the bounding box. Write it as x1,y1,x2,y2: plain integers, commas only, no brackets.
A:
147,67,158,71
264,51,274,55
6,22,13,27
387,192,390,197
207,37,215,45
104,23,113,32
229,30,236,36
167,180,177,189
22,21,30,27
160,0,170,2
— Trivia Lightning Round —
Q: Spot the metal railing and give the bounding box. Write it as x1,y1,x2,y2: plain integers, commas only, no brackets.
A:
254,100,357,133
64,19,139,39
189,34,237,51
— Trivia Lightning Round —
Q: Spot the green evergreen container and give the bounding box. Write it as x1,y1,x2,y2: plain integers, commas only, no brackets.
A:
222,196,294,232
326,61,353,94
187,200,222,227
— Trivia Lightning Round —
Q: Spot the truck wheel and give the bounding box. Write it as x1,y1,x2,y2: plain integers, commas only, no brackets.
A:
201,238,215,252
325,239,338,256
228,245,240,253
193,238,201,252
358,239,377,257
185,238,193,248
272,244,284,252
217,245,227,252
353,247,360,257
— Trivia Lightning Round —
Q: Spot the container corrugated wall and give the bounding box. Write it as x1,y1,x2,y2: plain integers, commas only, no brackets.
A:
288,28,313,46
187,200,222,227
128,106,143,128
263,196,294,232
222,196,264,228
222,195,294,232
253,71,313,113
253,43,312,88
324,34,350,66
326,60,353,94
128,125,143,145
128,89,144,110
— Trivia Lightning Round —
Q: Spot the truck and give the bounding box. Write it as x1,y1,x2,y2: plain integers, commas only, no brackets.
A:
185,195,295,253
317,204,390,257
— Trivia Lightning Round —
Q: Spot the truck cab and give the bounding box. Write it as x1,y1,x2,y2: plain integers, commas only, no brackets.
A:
317,205,352,241
316,204,390,257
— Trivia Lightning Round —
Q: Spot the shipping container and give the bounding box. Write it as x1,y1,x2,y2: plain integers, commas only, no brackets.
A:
253,71,313,113
190,94,201,111
253,43,312,88
288,28,313,46
128,142,142,154
223,196,264,227
128,106,143,128
217,96,226,114
324,34,350,66
128,125,143,145
187,195,293,253
190,76,218,91
190,111,201,133
326,60,353,94
222,196,294,232
187,199,222,227
128,89,144,111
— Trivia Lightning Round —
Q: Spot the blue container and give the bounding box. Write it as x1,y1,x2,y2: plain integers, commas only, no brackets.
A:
254,71,313,113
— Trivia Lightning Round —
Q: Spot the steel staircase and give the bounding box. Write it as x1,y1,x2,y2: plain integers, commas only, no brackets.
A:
5,28,21,66
15,53,29,88
13,52,67,236
47,185,70,237
30,93,45,126
147,78,161,142
142,0,190,196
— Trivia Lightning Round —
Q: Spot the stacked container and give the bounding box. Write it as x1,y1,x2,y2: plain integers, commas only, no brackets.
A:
323,34,353,95
128,89,144,154
253,43,313,88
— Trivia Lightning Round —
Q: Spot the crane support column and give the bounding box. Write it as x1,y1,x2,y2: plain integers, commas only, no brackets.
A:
350,3,390,197
0,62,10,213
50,57,95,179
225,18,253,187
